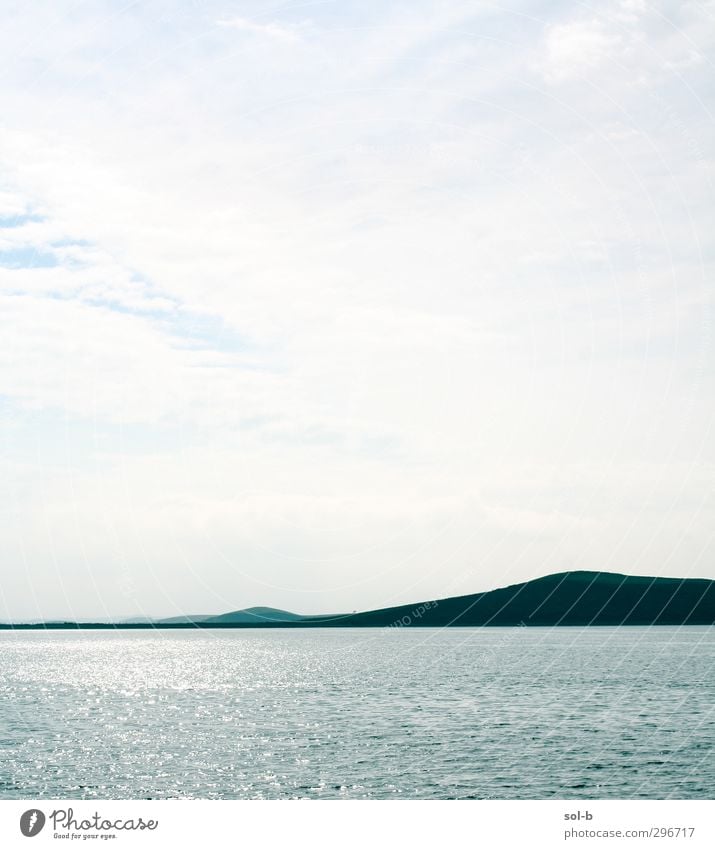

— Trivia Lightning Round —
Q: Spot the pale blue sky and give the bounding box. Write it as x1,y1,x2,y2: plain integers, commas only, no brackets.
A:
0,0,713,620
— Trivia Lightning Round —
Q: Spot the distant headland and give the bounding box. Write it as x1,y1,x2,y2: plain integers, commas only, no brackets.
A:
2,571,714,630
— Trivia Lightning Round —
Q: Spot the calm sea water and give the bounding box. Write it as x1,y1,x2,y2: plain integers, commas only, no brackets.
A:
0,627,713,799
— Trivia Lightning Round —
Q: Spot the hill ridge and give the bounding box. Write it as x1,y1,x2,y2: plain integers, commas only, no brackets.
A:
2,570,713,628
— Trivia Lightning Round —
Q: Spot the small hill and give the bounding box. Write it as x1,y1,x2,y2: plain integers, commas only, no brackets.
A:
158,614,213,624
204,606,306,624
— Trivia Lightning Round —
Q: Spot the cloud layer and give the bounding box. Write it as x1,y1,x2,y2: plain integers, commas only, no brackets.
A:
0,0,713,619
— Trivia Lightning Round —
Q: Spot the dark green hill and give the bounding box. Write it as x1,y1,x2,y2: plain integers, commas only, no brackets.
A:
320,571,715,627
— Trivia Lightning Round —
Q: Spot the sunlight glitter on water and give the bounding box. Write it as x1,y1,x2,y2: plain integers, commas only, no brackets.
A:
0,627,712,799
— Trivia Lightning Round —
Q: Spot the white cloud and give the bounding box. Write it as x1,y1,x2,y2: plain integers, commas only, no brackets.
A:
216,15,302,43
539,19,619,83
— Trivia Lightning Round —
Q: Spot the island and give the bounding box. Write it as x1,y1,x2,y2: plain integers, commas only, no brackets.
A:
2,570,713,629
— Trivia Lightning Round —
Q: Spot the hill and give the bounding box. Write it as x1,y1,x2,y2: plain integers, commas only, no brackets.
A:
320,571,715,627
204,606,310,624
157,614,213,624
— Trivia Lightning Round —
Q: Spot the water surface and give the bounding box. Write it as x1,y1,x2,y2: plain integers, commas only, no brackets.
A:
0,627,712,799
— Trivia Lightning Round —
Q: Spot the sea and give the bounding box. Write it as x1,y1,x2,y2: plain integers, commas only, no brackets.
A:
0,627,713,799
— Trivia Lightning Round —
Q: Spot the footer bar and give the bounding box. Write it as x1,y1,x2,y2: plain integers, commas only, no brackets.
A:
1,799,712,849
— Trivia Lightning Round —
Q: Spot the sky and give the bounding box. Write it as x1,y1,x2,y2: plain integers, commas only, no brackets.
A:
0,0,713,621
